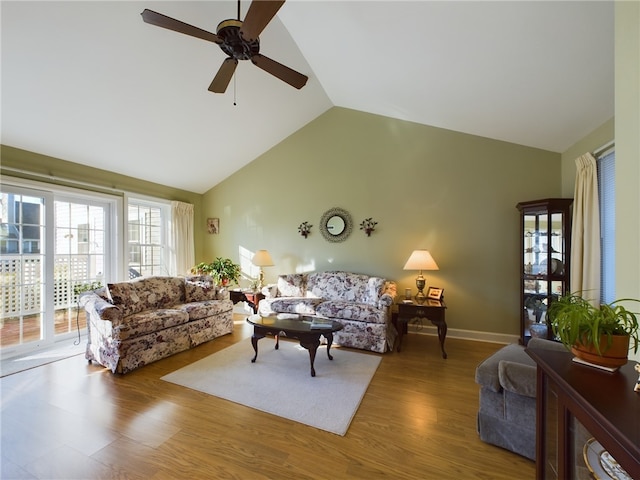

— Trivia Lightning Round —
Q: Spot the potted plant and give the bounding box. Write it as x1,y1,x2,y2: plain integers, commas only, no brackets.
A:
191,258,241,286
546,292,640,368
191,262,215,276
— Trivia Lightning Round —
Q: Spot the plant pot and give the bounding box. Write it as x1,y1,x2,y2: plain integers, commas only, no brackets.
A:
571,334,630,368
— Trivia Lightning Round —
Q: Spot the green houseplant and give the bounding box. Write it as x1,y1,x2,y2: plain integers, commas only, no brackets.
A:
546,292,640,368
191,258,241,286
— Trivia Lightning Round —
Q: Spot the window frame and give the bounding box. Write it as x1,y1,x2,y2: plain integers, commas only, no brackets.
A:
1,176,121,356
124,194,173,277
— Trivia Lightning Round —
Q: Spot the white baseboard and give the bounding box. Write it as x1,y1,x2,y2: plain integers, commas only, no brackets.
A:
406,323,518,345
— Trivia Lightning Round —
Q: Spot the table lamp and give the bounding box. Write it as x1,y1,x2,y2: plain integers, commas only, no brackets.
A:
403,250,439,300
251,249,274,289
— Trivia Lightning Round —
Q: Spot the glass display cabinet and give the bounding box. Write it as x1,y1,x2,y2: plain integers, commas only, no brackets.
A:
516,198,573,344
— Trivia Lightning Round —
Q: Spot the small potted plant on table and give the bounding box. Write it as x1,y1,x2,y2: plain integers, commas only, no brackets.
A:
546,293,640,368
191,258,241,287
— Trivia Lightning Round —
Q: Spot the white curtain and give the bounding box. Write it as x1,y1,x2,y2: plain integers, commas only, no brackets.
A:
570,153,600,304
171,201,195,276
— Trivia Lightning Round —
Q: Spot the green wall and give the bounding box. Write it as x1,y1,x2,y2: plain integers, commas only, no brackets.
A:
202,107,561,339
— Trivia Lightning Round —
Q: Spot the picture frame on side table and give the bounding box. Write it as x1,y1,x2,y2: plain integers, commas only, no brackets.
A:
427,287,444,300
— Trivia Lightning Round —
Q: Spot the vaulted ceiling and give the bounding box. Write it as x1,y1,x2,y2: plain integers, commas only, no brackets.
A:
1,1,614,194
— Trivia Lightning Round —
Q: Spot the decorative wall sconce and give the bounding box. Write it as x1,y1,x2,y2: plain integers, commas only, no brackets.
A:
298,221,312,238
359,218,378,236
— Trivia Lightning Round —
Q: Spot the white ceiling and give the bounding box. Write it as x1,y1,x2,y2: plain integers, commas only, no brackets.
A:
1,1,614,194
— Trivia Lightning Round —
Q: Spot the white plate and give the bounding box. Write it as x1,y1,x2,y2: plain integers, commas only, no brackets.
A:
583,437,632,480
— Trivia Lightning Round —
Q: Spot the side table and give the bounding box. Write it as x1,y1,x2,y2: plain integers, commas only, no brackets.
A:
396,300,448,358
229,290,265,314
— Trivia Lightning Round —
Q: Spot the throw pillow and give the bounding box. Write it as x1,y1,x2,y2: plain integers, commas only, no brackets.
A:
185,279,218,302
106,282,141,316
277,274,306,297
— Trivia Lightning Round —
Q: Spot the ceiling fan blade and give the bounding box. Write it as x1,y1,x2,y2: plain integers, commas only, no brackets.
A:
208,58,239,93
251,54,308,90
141,9,221,44
239,0,285,42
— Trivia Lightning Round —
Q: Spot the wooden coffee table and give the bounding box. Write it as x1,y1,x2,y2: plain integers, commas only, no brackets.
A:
246,314,343,377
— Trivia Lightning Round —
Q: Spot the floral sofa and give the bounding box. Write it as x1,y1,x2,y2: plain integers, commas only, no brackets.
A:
258,271,397,353
80,275,233,374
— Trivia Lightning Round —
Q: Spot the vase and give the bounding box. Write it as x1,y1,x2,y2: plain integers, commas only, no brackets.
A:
571,334,630,368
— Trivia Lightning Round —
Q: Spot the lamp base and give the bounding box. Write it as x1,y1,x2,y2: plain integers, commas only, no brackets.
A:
415,274,426,299
258,269,265,290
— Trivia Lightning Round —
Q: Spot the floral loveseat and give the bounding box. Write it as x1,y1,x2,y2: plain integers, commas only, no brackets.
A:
80,275,233,374
258,271,397,353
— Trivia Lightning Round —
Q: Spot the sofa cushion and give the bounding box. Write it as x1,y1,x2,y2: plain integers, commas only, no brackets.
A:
307,271,373,304
315,300,387,324
135,277,185,309
185,279,218,302
113,308,190,341
267,297,322,315
107,276,185,316
180,299,233,321
277,274,306,297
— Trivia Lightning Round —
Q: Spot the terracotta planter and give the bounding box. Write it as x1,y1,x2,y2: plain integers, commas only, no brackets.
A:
571,334,630,368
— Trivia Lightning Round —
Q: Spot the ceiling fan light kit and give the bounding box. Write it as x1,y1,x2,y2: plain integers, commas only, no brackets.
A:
140,0,308,94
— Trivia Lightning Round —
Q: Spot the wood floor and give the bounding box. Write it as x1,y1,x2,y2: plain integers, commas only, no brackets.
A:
1,316,535,479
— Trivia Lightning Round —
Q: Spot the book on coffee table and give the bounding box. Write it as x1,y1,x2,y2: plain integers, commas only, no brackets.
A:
310,318,334,329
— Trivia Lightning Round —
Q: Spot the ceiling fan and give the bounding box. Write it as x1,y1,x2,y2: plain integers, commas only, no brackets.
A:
141,0,308,94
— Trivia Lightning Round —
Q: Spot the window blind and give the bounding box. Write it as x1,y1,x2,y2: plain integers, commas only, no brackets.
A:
597,150,615,304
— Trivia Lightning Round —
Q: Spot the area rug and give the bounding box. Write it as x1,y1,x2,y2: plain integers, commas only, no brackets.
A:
0,341,85,377
161,339,381,436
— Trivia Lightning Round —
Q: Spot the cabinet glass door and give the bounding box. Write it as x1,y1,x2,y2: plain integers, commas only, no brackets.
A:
518,199,572,344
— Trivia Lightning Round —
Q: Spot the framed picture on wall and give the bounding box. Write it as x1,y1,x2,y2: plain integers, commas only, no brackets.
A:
207,218,219,234
427,287,444,300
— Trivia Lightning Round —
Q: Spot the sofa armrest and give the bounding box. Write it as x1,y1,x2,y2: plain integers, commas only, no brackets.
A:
80,291,122,323
498,360,537,398
475,343,534,392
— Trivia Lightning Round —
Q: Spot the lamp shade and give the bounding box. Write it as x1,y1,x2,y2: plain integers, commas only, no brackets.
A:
403,250,439,271
251,250,274,267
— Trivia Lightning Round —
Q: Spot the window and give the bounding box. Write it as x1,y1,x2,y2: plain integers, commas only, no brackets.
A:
127,198,170,277
2,176,183,356
597,149,615,304
1,182,117,354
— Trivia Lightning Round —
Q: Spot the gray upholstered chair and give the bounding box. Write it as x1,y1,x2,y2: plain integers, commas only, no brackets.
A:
474,337,567,460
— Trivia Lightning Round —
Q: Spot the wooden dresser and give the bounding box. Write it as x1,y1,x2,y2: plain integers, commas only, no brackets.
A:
526,347,639,479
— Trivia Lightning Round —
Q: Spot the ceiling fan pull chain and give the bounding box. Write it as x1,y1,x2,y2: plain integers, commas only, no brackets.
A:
233,72,237,106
